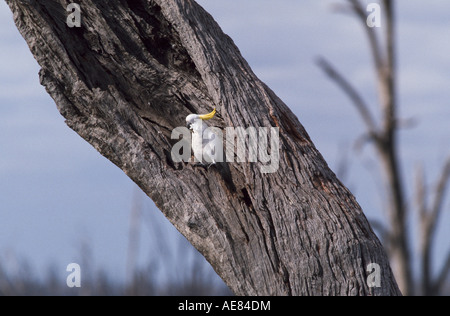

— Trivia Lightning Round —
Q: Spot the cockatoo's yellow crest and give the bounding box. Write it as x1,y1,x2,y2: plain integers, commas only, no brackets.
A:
198,108,216,120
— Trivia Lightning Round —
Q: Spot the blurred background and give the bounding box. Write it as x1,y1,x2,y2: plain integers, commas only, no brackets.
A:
0,0,448,295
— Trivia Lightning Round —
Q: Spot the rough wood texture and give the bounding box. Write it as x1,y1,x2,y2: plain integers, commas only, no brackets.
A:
7,0,402,295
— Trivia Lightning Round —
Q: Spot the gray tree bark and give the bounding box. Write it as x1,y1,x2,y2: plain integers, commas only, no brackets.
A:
7,0,402,296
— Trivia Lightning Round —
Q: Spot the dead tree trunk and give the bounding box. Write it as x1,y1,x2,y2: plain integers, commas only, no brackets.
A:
7,0,402,295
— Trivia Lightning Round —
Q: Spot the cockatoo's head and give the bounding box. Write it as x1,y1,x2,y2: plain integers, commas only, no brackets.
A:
186,108,216,130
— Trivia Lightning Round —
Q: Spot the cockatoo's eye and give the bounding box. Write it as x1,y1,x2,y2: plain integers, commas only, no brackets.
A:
186,122,191,129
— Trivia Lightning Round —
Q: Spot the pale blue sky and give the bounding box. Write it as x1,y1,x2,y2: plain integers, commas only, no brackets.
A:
0,0,449,288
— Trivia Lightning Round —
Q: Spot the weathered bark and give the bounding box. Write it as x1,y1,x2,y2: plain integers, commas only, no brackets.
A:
7,0,402,295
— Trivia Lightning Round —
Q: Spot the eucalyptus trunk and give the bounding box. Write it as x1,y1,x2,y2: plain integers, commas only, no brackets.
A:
6,0,401,296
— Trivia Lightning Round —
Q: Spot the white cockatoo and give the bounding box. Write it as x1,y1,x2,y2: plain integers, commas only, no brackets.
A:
185,108,221,165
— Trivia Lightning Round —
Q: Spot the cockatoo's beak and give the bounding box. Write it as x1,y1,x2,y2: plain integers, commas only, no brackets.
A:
198,108,216,120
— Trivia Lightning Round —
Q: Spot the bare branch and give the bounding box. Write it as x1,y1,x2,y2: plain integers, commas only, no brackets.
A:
381,0,398,137
420,158,450,253
415,159,450,295
316,56,379,141
346,0,385,72
426,158,450,294
415,163,432,294
415,164,427,222
434,251,450,295
430,159,450,228
342,0,397,140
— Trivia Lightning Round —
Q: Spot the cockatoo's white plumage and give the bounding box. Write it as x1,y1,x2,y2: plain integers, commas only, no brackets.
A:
186,108,220,164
